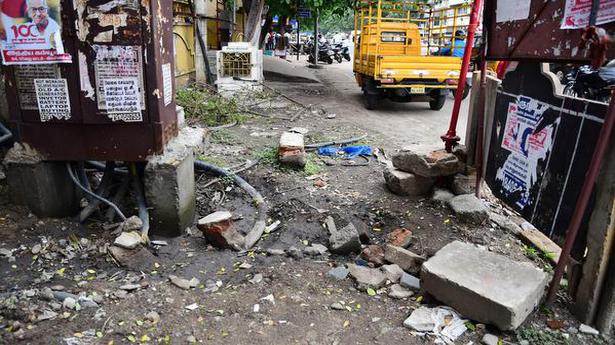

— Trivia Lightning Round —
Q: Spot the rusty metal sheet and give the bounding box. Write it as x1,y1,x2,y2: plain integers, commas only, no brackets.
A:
485,0,615,62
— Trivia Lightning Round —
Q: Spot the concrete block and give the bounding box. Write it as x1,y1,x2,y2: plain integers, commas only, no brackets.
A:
422,241,549,331
384,167,434,196
384,244,425,274
393,149,462,177
3,144,80,217
278,132,306,168
451,173,476,195
145,127,204,237
448,194,489,224
326,216,361,255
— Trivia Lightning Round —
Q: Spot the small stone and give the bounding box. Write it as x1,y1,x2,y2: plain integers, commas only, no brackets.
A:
197,212,245,251
327,217,361,255
347,264,387,290
384,245,425,274
249,274,263,285
326,113,337,119
50,302,62,310
119,283,141,291
448,194,489,224
186,335,197,343
113,231,144,250
266,248,285,256
519,341,530,345
122,216,143,231
50,285,65,291
579,324,600,336
40,287,54,301
481,333,499,345
63,297,76,310
327,267,349,281
330,302,345,310
79,297,98,309
567,326,579,334
304,244,328,256
37,309,58,321
185,303,199,311
145,311,160,323
31,244,42,255
399,273,421,291
52,291,80,302
361,245,386,266
380,264,404,283
547,319,565,330
385,228,413,248
388,284,414,299
91,294,104,304
287,246,303,259
169,275,198,290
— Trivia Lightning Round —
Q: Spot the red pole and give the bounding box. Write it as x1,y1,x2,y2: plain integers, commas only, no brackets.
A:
546,93,615,305
441,0,483,152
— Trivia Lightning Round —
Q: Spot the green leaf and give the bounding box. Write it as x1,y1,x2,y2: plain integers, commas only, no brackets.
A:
366,288,376,296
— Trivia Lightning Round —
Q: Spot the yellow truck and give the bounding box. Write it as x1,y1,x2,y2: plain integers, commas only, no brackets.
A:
353,0,469,110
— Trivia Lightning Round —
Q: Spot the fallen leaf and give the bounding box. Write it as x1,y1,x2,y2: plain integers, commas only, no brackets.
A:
126,335,136,343
367,288,376,296
343,320,350,328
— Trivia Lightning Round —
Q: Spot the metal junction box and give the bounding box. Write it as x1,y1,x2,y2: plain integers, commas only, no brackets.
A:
2,0,177,161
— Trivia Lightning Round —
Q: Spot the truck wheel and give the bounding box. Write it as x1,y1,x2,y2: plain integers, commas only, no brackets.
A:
366,93,379,110
452,84,470,100
429,94,446,111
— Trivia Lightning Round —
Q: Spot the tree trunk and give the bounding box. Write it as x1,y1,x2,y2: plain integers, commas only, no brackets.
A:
244,0,265,46
259,15,273,49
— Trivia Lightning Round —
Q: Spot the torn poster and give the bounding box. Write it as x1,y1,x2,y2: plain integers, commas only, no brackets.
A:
496,96,556,209
34,78,70,122
93,45,145,122
162,63,173,106
562,0,615,29
15,64,60,109
496,0,531,23
0,0,71,65
102,78,142,122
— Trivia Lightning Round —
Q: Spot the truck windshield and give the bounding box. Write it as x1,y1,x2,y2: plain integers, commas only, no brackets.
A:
381,31,406,43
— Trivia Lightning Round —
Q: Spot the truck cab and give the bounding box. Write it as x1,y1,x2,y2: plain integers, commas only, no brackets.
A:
354,0,468,110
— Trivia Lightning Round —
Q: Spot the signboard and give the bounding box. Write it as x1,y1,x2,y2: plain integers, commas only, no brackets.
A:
34,78,71,122
0,0,71,65
485,63,607,242
92,45,145,122
562,0,615,29
298,8,312,18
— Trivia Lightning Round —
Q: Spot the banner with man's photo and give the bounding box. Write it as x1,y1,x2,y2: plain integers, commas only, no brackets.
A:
0,0,71,64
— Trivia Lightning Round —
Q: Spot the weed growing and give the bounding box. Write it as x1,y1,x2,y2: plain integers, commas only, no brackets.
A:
176,84,247,126
516,325,570,345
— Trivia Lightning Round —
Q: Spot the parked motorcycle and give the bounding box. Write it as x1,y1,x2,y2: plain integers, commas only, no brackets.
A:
335,43,351,62
564,65,614,103
307,42,335,64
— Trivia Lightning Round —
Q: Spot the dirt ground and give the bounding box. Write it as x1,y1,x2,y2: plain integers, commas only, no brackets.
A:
0,60,610,345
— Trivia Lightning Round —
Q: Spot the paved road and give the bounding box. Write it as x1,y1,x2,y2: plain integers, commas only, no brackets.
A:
282,57,471,152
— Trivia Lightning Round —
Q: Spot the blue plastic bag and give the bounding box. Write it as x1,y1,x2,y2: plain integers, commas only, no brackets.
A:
318,145,372,159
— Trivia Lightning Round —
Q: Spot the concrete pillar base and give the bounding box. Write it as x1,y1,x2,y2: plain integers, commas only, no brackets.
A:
3,143,80,217
144,127,204,237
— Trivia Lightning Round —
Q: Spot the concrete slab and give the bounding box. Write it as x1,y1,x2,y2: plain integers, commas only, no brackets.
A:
422,241,548,330
384,167,434,196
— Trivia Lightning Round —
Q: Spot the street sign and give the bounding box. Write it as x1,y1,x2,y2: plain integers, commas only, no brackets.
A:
298,8,311,18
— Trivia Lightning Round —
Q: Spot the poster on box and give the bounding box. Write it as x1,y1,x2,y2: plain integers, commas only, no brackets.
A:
562,0,615,29
34,78,70,122
496,96,555,209
15,64,59,109
93,45,145,122
0,0,71,65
